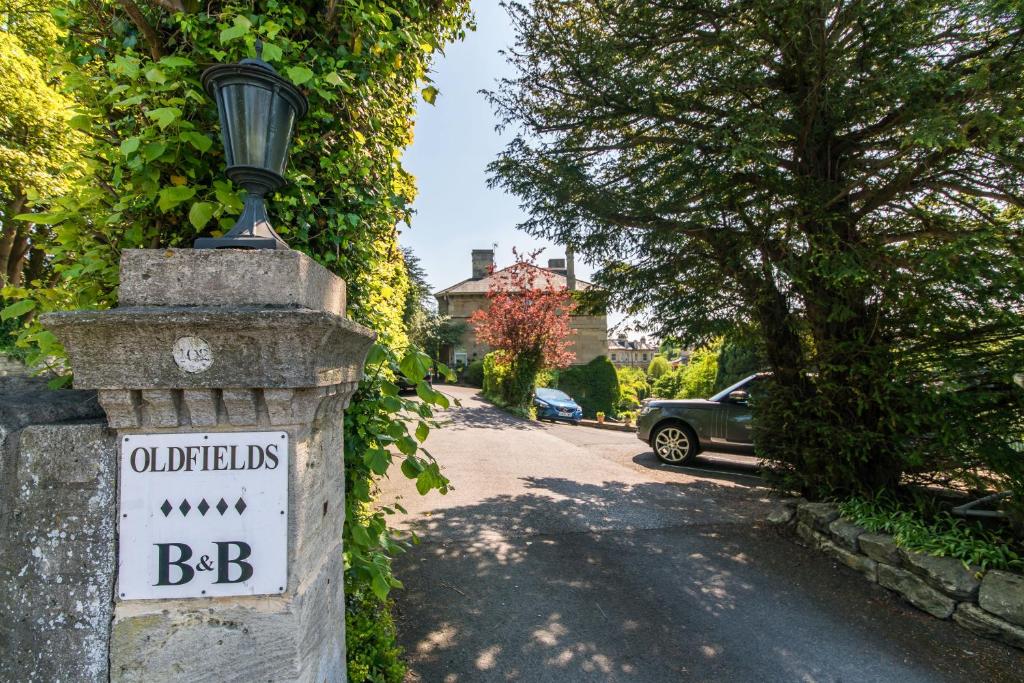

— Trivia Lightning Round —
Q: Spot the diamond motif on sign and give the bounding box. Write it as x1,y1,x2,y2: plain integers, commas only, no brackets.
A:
197,499,210,516
179,499,191,516
160,500,172,517
216,498,228,515
235,497,247,515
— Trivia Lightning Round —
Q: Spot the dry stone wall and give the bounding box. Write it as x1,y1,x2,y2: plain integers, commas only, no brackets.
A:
771,499,1024,650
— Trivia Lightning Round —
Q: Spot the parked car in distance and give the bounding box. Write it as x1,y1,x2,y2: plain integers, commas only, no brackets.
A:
534,387,583,424
637,373,766,464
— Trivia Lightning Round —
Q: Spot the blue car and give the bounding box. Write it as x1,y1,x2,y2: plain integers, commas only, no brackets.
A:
534,387,583,424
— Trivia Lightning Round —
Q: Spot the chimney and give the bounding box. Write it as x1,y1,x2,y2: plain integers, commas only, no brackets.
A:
471,249,494,280
547,258,567,277
566,245,576,291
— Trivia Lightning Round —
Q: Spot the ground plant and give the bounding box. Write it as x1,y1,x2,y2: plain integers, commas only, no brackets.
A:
490,0,1024,508
839,495,1024,572
616,365,650,411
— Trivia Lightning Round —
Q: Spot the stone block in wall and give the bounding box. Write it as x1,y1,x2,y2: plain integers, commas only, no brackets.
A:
767,504,795,525
828,518,866,552
877,563,956,619
858,533,902,566
953,603,1024,650
820,539,877,582
796,502,839,532
899,548,981,601
0,422,117,683
795,521,830,550
979,570,1024,627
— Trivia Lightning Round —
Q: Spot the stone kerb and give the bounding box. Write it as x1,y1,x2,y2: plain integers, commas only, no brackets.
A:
770,499,1024,651
42,248,375,683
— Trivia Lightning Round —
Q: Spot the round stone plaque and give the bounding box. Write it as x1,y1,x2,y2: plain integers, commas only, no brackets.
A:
172,336,213,373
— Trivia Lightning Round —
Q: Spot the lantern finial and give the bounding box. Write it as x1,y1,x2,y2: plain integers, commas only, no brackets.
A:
194,50,308,250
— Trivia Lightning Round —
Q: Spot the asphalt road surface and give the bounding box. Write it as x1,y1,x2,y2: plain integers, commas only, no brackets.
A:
381,386,1022,682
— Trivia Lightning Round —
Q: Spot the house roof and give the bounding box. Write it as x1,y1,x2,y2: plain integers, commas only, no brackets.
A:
608,339,659,351
435,263,593,297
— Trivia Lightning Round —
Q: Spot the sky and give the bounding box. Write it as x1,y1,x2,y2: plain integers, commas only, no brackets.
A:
399,2,630,331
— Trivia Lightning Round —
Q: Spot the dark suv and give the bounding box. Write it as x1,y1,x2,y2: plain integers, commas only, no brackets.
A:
637,374,765,464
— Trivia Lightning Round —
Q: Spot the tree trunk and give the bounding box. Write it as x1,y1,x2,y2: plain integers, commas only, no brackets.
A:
0,193,27,284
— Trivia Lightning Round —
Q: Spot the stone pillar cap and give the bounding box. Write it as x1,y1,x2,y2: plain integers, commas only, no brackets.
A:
119,249,345,314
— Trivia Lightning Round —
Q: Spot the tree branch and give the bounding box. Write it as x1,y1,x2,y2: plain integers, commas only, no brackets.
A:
116,0,164,60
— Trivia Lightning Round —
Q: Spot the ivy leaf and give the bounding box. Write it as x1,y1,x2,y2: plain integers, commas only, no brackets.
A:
145,67,166,84
120,137,140,155
364,448,390,475
1,299,35,321
142,142,166,161
415,471,433,495
323,71,343,86
350,523,370,547
68,114,91,130
159,56,194,68
188,202,215,230
399,349,431,381
146,107,181,130
365,343,388,366
401,456,424,479
396,436,418,456
220,16,251,44
422,86,438,104
157,185,196,212
415,421,429,442
181,132,213,152
285,66,315,85
14,211,68,225
260,42,283,62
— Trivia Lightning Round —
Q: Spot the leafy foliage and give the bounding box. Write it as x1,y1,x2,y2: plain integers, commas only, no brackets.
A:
557,355,620,418
490,0,1024,502
481,349,535,417
714,331,764,392
839,495,1024,572
646,355,671,380
461,358,484,387
651,344,720,399
616,365,650,410
345,587,406,682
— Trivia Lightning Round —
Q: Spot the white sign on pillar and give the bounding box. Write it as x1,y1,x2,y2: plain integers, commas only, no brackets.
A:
118,431,288,599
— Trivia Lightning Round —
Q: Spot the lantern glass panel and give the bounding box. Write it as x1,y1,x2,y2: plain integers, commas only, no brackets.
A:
218,81,297,176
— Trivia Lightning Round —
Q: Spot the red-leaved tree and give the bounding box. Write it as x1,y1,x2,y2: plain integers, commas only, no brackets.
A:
470,250,576,407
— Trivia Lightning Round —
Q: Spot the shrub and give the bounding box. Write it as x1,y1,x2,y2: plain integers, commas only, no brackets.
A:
616,366,650,410
558,356,620,418
462,359,484,387
838,495,1024,572
482,350,537,409
536,368,559,388
346,587,406,683
647,355,671,379
650,345,720,399
651,368,683,398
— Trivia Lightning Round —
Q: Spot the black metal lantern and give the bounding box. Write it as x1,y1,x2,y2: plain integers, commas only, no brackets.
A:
195,43,308,250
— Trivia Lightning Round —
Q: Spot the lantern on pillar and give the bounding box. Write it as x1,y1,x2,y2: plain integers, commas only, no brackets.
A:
195,43,308,250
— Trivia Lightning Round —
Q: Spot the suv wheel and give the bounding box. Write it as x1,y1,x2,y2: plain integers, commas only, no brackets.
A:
652,423,697,465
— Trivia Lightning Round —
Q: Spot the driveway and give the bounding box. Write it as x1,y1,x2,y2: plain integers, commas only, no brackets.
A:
381,386,1022,682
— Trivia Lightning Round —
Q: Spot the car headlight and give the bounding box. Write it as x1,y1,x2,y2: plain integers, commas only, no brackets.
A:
639,404,655,416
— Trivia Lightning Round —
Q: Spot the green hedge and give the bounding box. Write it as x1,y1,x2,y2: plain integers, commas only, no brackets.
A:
346,587,405,683
557,356,620,418
462,359,484,387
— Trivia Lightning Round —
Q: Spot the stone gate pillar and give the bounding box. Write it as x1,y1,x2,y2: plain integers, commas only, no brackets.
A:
44,248,374,683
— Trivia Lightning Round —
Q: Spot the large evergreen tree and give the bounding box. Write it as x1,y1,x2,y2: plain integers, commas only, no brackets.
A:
490,0,1024,498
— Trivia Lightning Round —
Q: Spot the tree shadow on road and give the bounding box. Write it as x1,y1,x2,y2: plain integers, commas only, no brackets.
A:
393,476,1022,683
437,393,544,433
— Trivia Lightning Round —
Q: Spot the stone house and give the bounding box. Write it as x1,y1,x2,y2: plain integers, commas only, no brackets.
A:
607,334,660,368
434,249,608,367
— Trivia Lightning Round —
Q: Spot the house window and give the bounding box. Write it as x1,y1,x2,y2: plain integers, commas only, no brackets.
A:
454,350,468,368
611,353,617,361
642,353,648,361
